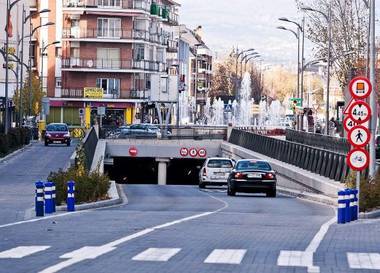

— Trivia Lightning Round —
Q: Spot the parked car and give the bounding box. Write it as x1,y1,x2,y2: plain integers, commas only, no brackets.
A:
119,124,160,138
227,159,277,197
199,158,235,188
44,123,71,146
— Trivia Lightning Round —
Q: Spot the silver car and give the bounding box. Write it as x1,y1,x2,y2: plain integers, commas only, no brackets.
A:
199,158,235,188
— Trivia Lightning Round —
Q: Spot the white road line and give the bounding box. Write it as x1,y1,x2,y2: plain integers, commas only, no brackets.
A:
0,246,51,258
38,192,229,273
277,216,336,273
204,249,247,264
132,248,181,262
347,252,380,270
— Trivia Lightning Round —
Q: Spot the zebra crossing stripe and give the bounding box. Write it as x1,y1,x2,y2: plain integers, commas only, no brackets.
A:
132,248,181,262
0,246,51,258
204,249,247,264
347,252,380,270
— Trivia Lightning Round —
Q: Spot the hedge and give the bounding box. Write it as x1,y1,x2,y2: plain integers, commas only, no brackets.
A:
0,128,31,156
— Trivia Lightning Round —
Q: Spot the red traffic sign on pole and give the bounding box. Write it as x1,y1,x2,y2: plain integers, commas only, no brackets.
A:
189,148,197,157
349,76,372,100
343,116,369,132
180,147,188,157
197,148,207,158
347,148,369,171
348,125,370,148
348,101,371,124
129,146,138,157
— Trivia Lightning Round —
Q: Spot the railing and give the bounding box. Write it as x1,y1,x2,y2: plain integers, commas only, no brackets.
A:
63,0,150,11
61,88,149,99
82,127,98,171
62,89,83,98
61,58,167,72
168,12,178,25
285,129,350,154
166,39,178,52
229,129,348,182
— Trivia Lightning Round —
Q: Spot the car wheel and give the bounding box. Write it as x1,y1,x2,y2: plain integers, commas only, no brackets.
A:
67,141,71,147
227,186,236,196
267,188,276,198
199,183,206,189
44,141,48,146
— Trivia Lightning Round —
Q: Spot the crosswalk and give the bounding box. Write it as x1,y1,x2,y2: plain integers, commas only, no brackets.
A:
0,245,379,270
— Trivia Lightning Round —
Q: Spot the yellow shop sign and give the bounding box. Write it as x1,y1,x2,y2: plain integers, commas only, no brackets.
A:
83,87,103,99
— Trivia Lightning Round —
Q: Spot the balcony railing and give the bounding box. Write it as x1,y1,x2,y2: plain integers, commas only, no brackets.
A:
166,39,178,52
61,88,149,99
61,58,167,72
62,89,83,98
63,0,150,11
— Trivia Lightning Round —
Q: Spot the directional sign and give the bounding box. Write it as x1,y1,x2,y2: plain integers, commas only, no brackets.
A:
343,116,369,132
180,147,188,157
189,148,197,158
348,125,370,148
349,76,372,100
197,148,207,158
348,101,371,124
347,148,369,171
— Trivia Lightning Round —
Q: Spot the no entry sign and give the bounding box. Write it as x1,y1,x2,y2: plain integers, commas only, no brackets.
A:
348,125,370,148
129,146,138,157
349,76,372,100
347,148,369,171
348,101,371,124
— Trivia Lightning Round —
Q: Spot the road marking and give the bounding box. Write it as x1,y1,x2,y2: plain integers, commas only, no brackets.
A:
132,248,181,262
0,246,50,258
277,216,336,273
347,252,380,270
39,192,228,273
204,249,247,264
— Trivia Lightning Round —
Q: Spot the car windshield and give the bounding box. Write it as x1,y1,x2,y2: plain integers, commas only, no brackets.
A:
236,161,272,171
46,124,68,132
207,159,233,168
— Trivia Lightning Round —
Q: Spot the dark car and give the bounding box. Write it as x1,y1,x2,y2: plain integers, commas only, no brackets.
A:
119,124,160,138
45,123,71,146
227,159,277,197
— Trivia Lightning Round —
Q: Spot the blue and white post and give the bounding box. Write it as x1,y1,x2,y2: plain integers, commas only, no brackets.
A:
344,189,351,223
349,189,355,222
67,181,75,212
352,189,359,221
337,190,346,224
35,181,44,217
51,182,56,213
44,182,53,214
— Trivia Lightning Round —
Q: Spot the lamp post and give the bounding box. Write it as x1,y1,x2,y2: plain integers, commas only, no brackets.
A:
301,4,332,135
244,54,261,71
241,51,259,77
234,48,255,100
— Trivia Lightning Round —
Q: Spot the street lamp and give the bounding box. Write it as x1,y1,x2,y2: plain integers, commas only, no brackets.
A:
233,48,255,100
244,54,261,71
301,5,332,135
241,51,259,76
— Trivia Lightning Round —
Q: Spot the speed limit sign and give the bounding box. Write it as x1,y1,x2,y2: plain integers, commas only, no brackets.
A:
344,116,369,132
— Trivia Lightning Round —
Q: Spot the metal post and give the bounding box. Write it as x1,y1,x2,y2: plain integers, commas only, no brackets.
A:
28,21,32,116
369,0,376,177
300,17,305,131
4,0,10,134
194,49,198,123
356,171,361,218
19,5,26,126
296,27,301,130
325,1,332,135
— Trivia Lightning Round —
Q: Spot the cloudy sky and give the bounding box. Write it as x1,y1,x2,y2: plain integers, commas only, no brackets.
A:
177,0,380,66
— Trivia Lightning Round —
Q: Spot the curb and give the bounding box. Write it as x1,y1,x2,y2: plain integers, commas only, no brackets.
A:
277,186,337,207
56,181,125,212
0,142,34,163
360,209,380,219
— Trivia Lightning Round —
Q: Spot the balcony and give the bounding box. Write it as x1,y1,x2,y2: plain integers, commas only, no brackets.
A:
166,39,178,52
61,89,84,98
61,58,167,73
63,0,150,12
29,0,37,10
61,88,149,100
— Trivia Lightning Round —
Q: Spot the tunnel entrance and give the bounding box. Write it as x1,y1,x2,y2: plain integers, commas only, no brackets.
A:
105,157,205,185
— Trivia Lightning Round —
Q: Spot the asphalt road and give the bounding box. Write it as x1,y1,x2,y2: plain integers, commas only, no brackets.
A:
2,185,366,273
0,141,76,225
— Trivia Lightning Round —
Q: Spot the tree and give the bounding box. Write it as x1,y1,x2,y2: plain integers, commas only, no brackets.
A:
210,56,236,98
249,66,265,103
296,0,368,88
13,75,44,118
263,67,297,102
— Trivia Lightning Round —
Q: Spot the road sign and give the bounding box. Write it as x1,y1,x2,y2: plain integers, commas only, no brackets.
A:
180,147,188,157
129,147,138,157
198,148,207,158
349,76,372,100
348,101,371,124
343,116,369,132
97,106,106,116
348,125,370,148
347,148,369,171
289,98,302,110
189,148,197,157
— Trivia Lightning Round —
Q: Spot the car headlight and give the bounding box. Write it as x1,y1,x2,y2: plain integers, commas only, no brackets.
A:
64,133,70,138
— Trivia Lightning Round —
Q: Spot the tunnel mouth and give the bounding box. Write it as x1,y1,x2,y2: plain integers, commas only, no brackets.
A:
106,157,205,185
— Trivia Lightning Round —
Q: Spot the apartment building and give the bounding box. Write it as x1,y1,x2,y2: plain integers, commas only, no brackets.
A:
31,0,179,127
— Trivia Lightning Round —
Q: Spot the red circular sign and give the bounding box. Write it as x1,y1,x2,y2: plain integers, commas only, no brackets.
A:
348,125,370,148
347,148,369,171
343,116,357,132
349,76,372,100
180,147,188,157
348,101,371,124
129,146,138,157
198,148,207,158
189,148,197,158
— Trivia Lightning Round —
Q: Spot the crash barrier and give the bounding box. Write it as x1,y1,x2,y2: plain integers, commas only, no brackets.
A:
286,129,350,154
236,126,286,136
229,129,348,182
337,189,358,224
83,127,98,171
35,181,76,215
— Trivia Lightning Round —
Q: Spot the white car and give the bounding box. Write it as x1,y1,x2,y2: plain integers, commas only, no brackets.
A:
199,158,235,188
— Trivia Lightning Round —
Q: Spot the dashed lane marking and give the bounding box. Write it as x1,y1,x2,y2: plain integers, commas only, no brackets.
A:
204,249,247,264
347,252,380,270
0,246,51,258
132,248,181,262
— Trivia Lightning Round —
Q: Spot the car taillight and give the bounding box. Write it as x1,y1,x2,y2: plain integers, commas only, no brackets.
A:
234,172,246,179
203,168,207,176
264,173,275,179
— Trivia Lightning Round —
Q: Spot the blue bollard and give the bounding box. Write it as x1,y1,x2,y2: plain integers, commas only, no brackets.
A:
35,181,44,217
51,182,56,213
349,189,355,222
352,189,358,221
344,189,351,223
337,190,346,224
67,181,75,212
44,182,53,214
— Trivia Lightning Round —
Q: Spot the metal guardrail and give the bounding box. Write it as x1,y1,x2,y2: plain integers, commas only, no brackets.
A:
285,129,350,154
229,129,348,182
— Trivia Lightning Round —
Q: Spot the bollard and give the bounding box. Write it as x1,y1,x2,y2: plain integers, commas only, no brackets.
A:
67,181,75,212
35,181,44,217
44,182,53,214
344,189,351,223
352,189,359,221
349,189,355,222
51,182,56,213
337,190,346,224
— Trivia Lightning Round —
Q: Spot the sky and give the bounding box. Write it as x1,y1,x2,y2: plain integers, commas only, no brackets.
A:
177,0,380,66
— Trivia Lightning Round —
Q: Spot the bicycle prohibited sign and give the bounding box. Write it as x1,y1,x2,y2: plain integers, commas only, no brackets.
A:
348,125,370,148
349,76,372,100
347,148,369,171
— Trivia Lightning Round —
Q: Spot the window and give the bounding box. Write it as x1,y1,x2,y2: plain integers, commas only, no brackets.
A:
134,45,145,60
96,78,120,97
97,48,120,68
236,161,272,171
30,42,36,67
97,0,121,8
56,77,62,88
97,18,121,38
207,160,233,168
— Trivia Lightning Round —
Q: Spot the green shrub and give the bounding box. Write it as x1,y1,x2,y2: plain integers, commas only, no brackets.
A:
0,128,31,157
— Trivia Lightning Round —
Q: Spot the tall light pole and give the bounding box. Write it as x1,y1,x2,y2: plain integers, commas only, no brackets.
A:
244,54,261,71
302,4,332,135
241,51,259,77
234,48,255,100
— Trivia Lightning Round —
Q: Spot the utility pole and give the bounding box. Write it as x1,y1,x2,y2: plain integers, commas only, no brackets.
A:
4,0,10,134
325,2,332,136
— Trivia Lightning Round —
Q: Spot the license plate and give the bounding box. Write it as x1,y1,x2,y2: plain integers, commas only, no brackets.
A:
53,141,61,144
248,173,262,178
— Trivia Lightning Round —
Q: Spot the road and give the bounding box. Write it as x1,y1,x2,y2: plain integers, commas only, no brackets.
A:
5,184,374,273
0,141,76,225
